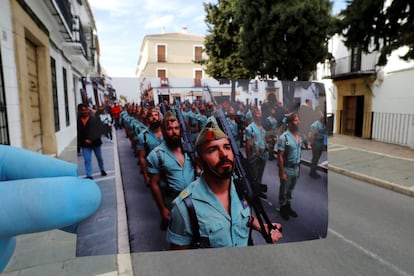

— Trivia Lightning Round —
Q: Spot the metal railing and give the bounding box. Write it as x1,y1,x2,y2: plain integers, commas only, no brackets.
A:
55,0,73,34
322,53,377,78
372,112,414,146
72,16,88,58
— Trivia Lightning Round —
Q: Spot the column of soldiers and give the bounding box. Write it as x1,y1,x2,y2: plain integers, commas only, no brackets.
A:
118,95,326,248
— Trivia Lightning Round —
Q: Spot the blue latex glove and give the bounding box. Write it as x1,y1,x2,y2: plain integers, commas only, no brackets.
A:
0,145,102,272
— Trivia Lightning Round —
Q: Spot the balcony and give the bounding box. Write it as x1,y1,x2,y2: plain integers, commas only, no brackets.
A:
322,52,377,80
46,0,73,41
62,16,88,59
46,0,88,60
160,77,169,87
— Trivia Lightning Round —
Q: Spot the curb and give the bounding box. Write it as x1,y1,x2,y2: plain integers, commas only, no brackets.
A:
328,165,414,198
300,159,328,173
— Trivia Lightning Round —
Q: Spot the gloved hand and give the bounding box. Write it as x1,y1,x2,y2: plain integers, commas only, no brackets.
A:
0,145,102,272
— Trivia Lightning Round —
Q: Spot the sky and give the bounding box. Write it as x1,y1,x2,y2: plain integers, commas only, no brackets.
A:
89,0,348,78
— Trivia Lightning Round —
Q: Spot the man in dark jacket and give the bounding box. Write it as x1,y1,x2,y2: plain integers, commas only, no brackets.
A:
77,103,107,179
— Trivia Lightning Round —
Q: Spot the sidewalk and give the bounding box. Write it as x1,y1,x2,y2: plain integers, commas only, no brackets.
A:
328,134,414,197
2,133,414,275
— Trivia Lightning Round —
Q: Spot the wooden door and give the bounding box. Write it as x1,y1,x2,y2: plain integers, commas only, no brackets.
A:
343,96,356,135
26,38,43,153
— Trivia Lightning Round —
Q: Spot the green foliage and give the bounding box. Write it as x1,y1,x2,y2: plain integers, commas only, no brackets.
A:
236,0,335,80
339,0,413,66
119,95,127,103
200,0,251,79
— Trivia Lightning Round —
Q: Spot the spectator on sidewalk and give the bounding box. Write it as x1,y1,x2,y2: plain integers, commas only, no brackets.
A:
99,107,113,142
111,101,123,130
146,111,196,230
77,103,107,179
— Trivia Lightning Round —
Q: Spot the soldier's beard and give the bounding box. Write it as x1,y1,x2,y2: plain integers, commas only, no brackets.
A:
149,120,162,129
290,124,299,132
165,135,181,148
203,157,234,179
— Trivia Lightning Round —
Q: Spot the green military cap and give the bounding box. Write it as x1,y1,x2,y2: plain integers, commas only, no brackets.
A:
147,106,160,117
195,116,228,147
162,110,178,125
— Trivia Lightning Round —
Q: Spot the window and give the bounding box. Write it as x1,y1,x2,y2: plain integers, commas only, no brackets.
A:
194,70,203,87
51,57,60,132
62,68,70,126
157,45,166,62
0,49,10,144
351,47,361,72
157,69,166,78
194,46,202,61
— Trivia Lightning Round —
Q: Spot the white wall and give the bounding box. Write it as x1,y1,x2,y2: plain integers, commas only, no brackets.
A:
0,1,22,147
50,47,78,155
372,66,414,114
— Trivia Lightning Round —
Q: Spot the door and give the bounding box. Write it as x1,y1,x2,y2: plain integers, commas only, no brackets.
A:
343,96,364,137
26,38,43,153
355,96,364,137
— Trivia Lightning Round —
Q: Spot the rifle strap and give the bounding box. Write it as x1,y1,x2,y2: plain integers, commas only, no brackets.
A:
155,149,164,170
143,130,150,155
183,196,201,248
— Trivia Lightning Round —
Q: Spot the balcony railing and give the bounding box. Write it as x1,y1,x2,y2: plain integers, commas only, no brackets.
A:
48,0,88,59
72,16,88,59
54,0,73,34
160,77,169,87
322,53,377,79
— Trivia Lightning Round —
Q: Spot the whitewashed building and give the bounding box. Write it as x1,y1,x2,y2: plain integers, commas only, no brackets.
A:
319,34,414,149
0,0,101,155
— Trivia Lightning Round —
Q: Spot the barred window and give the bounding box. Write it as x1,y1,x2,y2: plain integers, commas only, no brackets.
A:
51,57,60,132
62,67,70,126
0,49,10,144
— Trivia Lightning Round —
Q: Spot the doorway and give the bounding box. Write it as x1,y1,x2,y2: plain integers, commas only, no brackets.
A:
26,38,43,153
343,96,364,137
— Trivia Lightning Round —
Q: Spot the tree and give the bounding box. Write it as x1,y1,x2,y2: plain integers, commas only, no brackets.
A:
201,0,251,80
235,0,335,81
338,0,413,66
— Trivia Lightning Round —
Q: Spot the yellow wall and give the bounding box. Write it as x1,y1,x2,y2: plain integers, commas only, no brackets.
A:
334,77,375,139
139,34,206,78
11,0,57,154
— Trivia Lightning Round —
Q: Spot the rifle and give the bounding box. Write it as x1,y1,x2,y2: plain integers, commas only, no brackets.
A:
174,106,197,170
203,86,276,244
160,102,167,117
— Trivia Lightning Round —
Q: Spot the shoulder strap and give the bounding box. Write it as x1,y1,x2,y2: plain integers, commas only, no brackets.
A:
281,133,289,163
183,196,201,248
155,148,163,167
143,130,150,154
155,148,165,175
